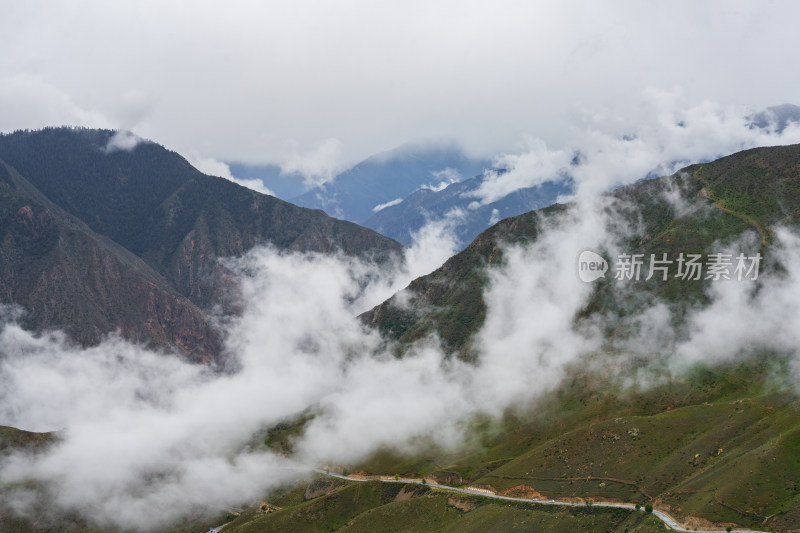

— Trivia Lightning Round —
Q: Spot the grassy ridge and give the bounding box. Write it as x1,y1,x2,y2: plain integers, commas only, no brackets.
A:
365,145,800,358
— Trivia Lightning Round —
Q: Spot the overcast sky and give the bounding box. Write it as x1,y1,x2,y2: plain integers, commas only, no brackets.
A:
2,0,799,178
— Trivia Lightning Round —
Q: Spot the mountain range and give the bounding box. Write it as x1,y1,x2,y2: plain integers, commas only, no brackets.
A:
237,141,571,250
288,141,490,223
230,104,800,253
362,170,571,247
0,127,401,360
195,143,800,533
3,130,800,532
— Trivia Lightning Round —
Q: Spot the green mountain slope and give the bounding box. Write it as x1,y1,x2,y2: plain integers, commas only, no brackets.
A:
364,144,800,357
253,144,800,532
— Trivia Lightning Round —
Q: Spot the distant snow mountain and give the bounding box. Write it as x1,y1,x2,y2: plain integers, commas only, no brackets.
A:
227,143,565,251
363,171,571,248
289,141,490,223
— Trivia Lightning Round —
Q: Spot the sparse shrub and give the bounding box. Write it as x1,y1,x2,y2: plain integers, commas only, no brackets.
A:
395,474,399,480
422,478,427,485
635,503,640,511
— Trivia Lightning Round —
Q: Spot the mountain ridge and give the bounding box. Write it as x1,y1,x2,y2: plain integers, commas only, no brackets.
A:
0,127,402,357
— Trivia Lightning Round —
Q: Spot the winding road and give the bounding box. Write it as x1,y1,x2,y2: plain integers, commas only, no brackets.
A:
314,470,765,533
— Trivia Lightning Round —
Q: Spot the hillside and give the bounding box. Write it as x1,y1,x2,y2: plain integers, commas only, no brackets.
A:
233,355,798,532
215,144,800,533
0,158,222,358
0,127,402,355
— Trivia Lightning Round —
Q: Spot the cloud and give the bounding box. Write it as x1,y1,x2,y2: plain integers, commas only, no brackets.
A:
2,3,800,167
488,208,500,226
467,93,800,205
372,198,403,213
104,129,144,152
672,228,800,371
471,139,571,204
0,194,622,531
421,168,462,192
0,73,110,131
0,215,466,530
278,138,344,187
187,154,275,196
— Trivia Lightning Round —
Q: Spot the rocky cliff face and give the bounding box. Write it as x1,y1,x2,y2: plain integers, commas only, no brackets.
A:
0,160,222,360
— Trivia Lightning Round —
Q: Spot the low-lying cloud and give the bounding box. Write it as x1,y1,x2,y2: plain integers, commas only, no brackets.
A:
104,129,144,153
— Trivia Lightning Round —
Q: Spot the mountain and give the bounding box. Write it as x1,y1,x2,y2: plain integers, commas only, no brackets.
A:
290,141,490,223
315,143,800,531
0,157,222,358
363,170,571,247
212,144,800,533
0,127,402,358
364,144,800,354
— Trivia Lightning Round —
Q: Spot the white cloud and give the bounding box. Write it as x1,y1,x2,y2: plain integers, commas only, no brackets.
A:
421,167,462,192
0,73,110,131
372,198,403,212
187,154,275,196
467,93,800,205
672,228,800,371
471,139,571,204
278,138,344,187
2,2,799,166
104,130,143,152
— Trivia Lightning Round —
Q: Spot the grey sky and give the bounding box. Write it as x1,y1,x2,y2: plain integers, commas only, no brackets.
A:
2,0,799,179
